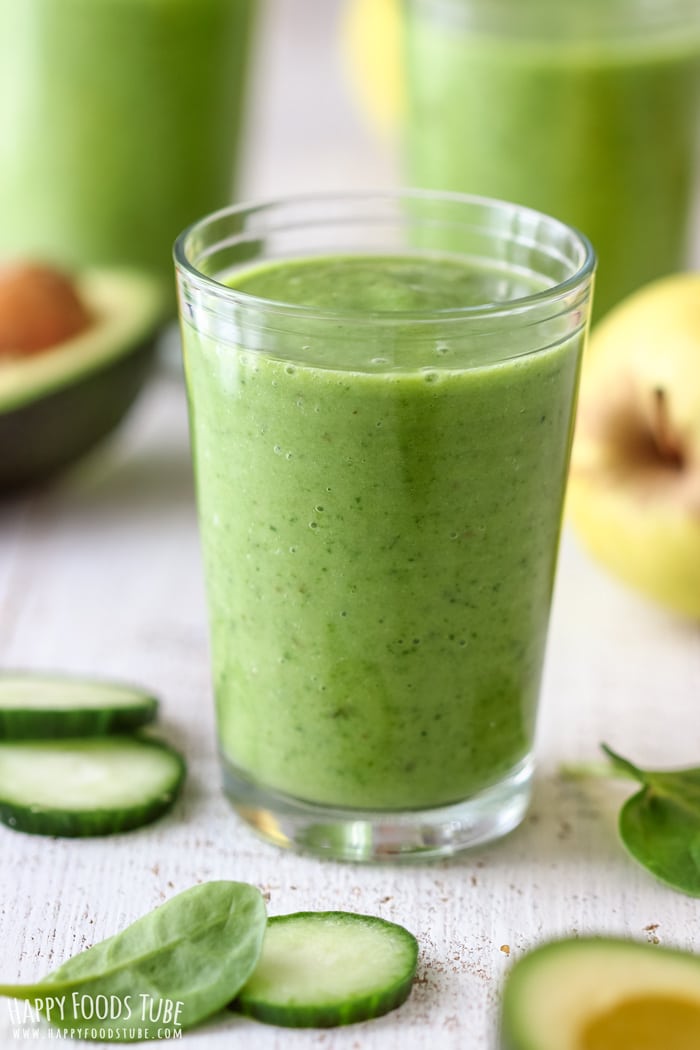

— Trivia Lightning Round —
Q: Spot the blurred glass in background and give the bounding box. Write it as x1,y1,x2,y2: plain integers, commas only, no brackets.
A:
0,0,254,302
402,0,700,320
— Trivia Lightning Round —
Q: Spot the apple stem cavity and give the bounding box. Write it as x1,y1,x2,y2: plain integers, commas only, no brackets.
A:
651,386,684,469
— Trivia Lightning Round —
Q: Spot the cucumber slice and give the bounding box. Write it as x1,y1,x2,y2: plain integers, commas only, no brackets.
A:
0,736,185,837
0,672,157,739
233,911,418,1028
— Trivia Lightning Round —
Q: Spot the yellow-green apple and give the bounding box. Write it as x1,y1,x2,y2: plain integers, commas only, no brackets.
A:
341,0,402,135
568,272,700,619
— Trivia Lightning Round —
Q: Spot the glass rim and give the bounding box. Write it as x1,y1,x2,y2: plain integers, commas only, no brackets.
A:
404,0,700,40
173,188,596,326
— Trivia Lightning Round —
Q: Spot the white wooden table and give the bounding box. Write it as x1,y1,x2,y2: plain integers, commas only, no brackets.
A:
0,369,698,1049
2,1,699,1045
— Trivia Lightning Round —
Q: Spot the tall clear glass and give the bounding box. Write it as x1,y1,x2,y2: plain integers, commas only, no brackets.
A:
175,191,595,862
0,0,254,300
403,0,700,320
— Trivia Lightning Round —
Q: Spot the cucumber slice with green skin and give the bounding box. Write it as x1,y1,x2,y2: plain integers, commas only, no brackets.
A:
0,736,185,837
233,911,419,1028
0,672,158,739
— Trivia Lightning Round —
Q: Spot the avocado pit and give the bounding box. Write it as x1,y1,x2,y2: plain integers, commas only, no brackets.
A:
0,262,93,357
0,265,165,491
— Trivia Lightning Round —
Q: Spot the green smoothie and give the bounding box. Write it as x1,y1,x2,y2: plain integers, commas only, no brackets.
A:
182,253,584,811
404,2,700,319
0,0,252,292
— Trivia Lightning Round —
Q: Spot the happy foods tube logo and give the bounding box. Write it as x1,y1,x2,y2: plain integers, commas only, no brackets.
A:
5,992,184,1041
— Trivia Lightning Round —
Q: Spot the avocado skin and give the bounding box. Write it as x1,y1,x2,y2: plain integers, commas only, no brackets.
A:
0,333,158,493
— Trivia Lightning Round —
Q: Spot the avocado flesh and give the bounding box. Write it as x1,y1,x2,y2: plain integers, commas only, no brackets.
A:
500,937,700,1050
0,268,166,491
581,994,700,1050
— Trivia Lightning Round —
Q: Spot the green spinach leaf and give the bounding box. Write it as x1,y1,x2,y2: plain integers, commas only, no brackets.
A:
0,880,266,1040
602,743,700,898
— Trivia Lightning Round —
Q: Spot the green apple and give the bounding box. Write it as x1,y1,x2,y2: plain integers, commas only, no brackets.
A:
568,272,700,619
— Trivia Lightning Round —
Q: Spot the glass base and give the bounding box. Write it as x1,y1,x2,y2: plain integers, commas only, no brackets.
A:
221,755,533,863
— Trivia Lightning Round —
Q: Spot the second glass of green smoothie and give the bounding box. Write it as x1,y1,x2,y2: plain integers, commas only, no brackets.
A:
175,190,595,862
403,0,700,320
0,0,254,299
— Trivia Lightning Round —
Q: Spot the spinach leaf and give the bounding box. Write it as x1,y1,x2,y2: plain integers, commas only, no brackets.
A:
602,744,700,898
0,880,266,1040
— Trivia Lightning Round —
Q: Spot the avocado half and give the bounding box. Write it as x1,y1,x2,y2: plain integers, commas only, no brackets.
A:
0,268,167,492
500,937,700,1050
